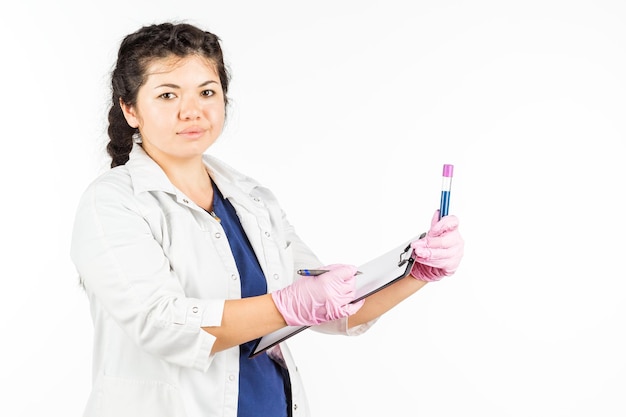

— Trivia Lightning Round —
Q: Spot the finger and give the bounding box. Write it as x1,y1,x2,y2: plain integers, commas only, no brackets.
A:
430,210,440,228
410,239,429,258
416,245,462,263
320,264,357,274
413,236,463,261
319,263,344,271
429,215,460,237
338,265,358,282
323,265,358,284
429,231,464,250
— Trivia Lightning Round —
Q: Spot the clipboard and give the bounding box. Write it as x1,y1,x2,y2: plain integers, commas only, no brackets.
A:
249,234,424,358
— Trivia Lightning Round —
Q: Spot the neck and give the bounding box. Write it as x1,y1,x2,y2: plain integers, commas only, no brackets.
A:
163,159,211,192
145,150,214,210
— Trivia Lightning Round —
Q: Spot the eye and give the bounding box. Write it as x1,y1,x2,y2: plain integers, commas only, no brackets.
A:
201,89,215,97
158,92,176,100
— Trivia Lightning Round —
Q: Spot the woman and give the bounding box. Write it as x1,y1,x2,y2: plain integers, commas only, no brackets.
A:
70,22,464,417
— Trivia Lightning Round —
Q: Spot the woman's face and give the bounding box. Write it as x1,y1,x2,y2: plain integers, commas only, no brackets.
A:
121,54,226,165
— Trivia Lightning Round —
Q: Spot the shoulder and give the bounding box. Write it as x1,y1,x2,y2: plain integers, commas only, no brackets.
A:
77,166,136,207
84,165,133,192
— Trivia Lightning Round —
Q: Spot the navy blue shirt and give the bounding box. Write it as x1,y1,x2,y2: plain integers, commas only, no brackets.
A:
211,183,289,417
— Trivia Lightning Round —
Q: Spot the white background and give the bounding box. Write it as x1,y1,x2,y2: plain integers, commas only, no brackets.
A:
1,1,625,416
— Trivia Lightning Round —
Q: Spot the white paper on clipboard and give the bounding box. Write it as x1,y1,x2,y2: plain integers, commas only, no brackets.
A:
249,235,422,358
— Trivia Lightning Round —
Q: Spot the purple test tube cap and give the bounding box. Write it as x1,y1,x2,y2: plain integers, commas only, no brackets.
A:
442,164,454,177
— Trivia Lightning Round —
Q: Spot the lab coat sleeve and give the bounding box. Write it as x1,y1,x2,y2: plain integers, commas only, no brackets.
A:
70,177,223,372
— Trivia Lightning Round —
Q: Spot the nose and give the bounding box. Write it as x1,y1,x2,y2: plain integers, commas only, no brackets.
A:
179,96,201,120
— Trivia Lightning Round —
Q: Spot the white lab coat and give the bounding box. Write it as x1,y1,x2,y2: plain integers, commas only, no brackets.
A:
70,145,374,417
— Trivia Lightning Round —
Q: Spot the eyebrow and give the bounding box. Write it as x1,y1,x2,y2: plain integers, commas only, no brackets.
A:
154,80,218,89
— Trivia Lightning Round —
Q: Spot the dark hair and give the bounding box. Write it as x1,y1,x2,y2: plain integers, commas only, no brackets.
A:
106,22,231,168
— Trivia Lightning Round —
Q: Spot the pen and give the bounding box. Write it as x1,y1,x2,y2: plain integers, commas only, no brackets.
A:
297,269,362,276
439,164,453,219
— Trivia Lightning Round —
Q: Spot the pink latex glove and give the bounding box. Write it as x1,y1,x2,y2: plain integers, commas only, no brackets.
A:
272,264,364,326
410,210,464,282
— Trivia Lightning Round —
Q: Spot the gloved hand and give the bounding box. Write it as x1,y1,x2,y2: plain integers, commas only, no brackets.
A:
272,264,364,326
410,210,464,282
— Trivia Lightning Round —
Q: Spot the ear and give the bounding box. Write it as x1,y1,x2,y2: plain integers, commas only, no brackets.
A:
119,98,140,129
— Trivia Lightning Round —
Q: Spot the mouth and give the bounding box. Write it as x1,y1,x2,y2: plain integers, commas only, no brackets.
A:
177,127,206,139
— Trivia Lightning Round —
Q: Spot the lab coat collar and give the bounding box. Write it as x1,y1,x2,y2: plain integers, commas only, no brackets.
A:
125,144,261,199
125,145,176,196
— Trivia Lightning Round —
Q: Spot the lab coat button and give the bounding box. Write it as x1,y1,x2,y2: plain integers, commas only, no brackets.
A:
228,374,236,382
273,274,279,280
183,198,189,204
264,231,271,238
293,403,298,411
192,306,199,314
214,232,222,239
231,274,238,281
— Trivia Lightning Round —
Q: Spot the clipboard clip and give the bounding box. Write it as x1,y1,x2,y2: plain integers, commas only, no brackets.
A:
397,232,426,267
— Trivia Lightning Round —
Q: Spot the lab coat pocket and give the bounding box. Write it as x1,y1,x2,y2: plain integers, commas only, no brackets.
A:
85,375,186,417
